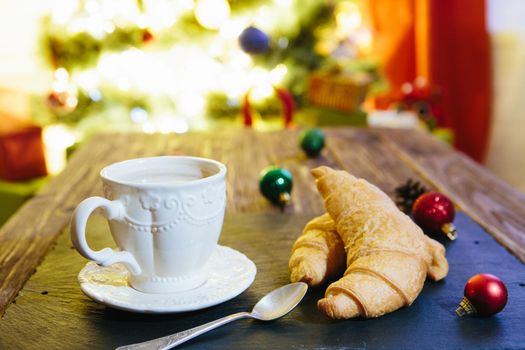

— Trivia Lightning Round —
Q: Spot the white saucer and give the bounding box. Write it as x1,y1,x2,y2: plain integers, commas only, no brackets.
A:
78,245,257,313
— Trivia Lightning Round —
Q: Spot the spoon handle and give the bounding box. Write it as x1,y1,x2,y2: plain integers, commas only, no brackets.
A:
115,311,251,350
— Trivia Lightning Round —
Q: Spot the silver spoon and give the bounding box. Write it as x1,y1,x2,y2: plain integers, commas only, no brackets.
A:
116,282,308,350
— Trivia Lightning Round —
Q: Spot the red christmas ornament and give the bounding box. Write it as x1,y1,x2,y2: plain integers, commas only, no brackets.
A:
47,90,78,114
397,77,444,128
142,29,154,43
242,86,294,128
401,77,432,102
412,191,457,240
456,274,508,317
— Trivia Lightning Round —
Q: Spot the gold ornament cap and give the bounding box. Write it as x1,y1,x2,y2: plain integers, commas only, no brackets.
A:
279,192,291,206
456,297,477,317
442,222,458,240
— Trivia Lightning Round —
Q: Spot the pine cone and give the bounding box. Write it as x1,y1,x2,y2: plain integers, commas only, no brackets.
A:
395,179,428,214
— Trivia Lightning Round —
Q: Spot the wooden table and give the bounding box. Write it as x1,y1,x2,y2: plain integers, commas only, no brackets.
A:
1,128,524,349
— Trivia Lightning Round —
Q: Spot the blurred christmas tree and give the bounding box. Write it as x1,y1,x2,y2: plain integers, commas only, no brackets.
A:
34,0,377,137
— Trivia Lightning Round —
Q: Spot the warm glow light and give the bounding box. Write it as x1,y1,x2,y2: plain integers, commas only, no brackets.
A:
43,0,359,138
208,38,225,57
248,67,276,101
43,125,77,175
51,68,79,111
195,0,231,30
117,79,131,91
251,83,274,102
273,0,292,5
223,71,251,98
270,64,288,84
74,69,99,90
157,117,189,134
178,93,206,117
355,28,373,55
253,5,274,31
145,0,192,30
85,15,107,39
54,68,69,81
65,95,78,109
51,0,77,25
103,21,116,34
142,122,156,134
219,19,247,40
137,15,148,29
47,0,340,132
98,50,176,94
173,0,195,14
229,51,253,69
250,67,271,85
98,0,141,28
336,1,362,34
85,0,100,14
51,81,68,93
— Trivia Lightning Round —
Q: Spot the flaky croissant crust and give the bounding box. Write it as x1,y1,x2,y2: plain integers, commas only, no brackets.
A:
289,213,345,287
289,166,448,319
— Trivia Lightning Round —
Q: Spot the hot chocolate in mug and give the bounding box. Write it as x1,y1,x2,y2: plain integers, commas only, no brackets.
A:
70,156,227,293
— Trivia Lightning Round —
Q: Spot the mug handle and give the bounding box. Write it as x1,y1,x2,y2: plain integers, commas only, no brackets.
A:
70,197,142,275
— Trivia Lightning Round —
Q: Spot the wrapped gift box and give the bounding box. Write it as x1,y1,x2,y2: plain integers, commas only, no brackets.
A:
0,115,47,181
307,71,370,112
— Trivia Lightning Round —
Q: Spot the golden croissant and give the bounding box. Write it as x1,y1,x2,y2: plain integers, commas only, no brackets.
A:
291,166,448,319
289,213,346,287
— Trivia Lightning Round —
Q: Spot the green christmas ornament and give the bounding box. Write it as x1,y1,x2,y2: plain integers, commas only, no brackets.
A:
259,167,293,206
300,128,325,157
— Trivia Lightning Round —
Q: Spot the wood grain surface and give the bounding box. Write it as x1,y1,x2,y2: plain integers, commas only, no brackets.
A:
378,129,525,262
0,128,524,316
0,213,524,349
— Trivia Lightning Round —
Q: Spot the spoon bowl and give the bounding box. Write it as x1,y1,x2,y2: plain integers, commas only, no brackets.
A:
251,282,308,321
117,282,308,350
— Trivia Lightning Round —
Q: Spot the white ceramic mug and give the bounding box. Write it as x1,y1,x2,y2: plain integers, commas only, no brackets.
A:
70,156,227,294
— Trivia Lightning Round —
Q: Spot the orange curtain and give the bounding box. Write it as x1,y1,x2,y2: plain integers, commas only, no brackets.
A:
369,0,491,162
